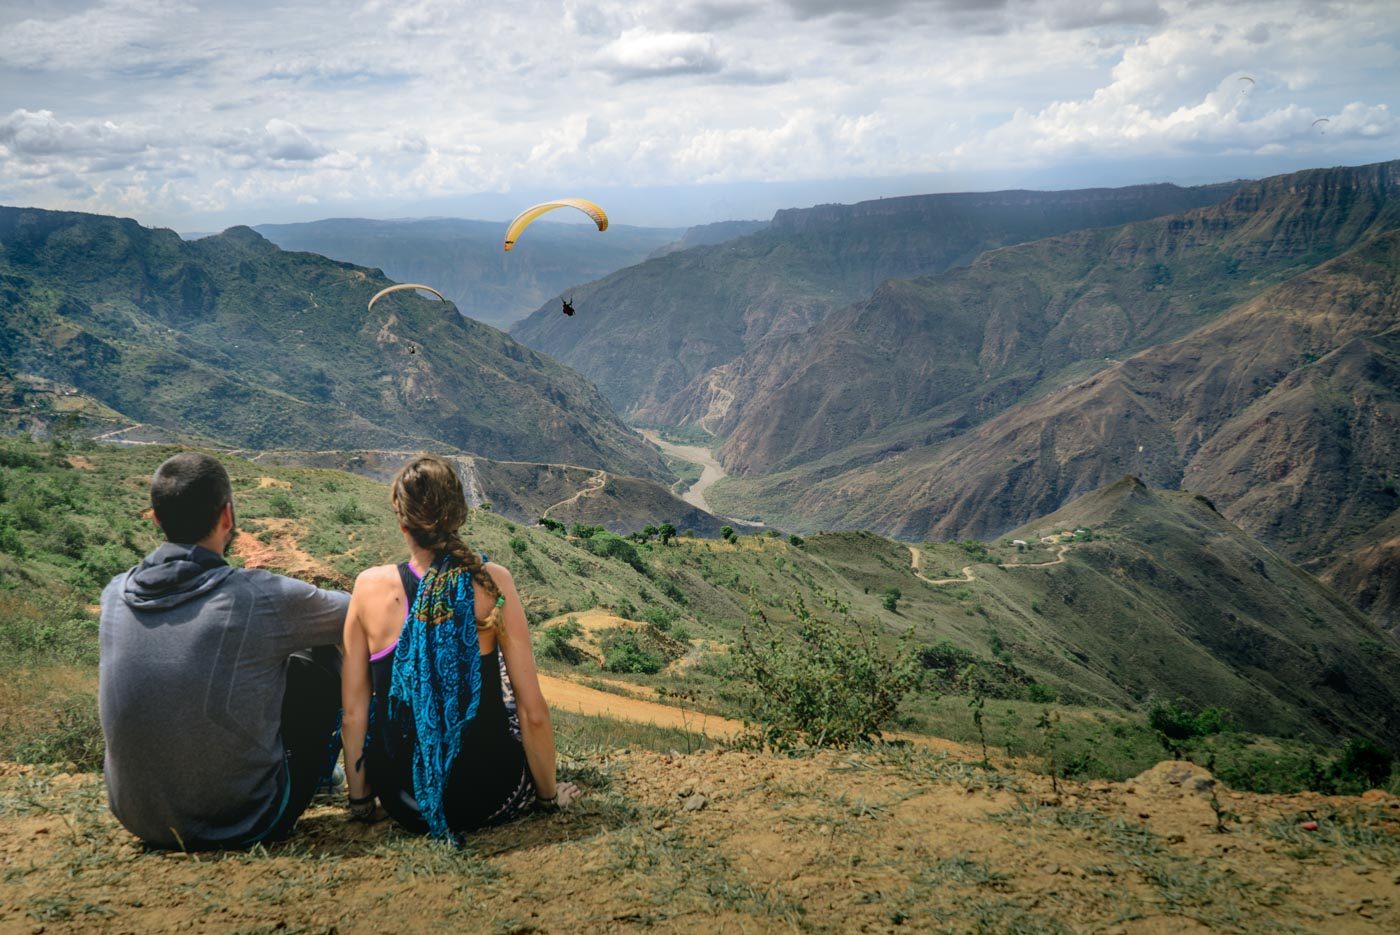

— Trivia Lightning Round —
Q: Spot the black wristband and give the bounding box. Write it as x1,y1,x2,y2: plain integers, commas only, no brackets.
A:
348,793,376,806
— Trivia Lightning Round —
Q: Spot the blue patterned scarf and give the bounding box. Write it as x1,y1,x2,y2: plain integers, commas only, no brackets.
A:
388,551,483,841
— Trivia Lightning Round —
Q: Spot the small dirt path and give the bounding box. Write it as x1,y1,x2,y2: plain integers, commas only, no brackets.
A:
910,544,1072,586
540,470,608,519
538,674,744,739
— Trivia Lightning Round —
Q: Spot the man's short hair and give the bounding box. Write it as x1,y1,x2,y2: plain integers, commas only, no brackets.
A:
151,453,233,544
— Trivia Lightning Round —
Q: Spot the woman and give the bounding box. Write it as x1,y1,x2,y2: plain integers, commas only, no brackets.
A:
340,454,578,839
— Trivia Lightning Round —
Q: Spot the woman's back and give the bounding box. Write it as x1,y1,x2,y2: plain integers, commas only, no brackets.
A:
362,561,533,833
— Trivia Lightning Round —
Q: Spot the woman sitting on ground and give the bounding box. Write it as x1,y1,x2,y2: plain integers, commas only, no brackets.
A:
340,454,578,838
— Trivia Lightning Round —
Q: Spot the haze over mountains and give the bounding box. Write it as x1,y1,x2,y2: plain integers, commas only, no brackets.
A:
252,217,684,330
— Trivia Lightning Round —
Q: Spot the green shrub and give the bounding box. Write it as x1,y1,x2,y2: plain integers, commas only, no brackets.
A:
1027,683,1057,704
537,618,584,664
720,525,734,541
614,598,637,620
509,536,528,555
735,592,920,747
601,631,666,674
584,532,648,574
539,516,565,534
269,491,297,518
881,587,901,612
787,534,804,548
1148,698,1231,741
1334,739,1394,790
641,605,677,631
333,500,370,524
571,522,603,539
657,523,677,545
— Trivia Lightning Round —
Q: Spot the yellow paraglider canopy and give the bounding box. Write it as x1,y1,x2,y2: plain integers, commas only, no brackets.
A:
503,198,608,252
367,283,449,311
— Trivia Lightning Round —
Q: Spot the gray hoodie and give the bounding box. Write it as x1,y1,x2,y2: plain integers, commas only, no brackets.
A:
99,543,348,849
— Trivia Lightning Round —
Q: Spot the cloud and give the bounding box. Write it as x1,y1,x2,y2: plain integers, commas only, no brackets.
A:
597,28,724,80
0,0,197,73
0,109,162,158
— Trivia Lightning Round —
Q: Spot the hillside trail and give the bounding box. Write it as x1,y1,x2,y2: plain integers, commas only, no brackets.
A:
910,544,1072,585
540,469,608,519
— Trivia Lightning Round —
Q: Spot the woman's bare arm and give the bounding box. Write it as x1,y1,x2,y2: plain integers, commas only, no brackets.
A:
489,563,576,805
340,571,376,806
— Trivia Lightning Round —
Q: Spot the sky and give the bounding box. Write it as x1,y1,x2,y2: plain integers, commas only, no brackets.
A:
1,0,1397,231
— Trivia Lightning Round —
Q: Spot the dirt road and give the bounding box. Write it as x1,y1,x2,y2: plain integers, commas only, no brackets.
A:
909,544,1072,586
538,674,744,739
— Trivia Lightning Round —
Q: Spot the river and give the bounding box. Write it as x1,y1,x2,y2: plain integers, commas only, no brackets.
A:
638,429,728,515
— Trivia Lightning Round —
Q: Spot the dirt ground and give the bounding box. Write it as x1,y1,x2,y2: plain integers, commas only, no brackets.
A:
3,746,1397,934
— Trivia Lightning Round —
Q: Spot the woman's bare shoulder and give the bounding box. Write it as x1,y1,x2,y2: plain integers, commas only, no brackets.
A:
353,563,402,593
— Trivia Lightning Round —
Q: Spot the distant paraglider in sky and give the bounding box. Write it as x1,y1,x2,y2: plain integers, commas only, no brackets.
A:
1238,75,1255,94
561,295,576,317
366,283,449,312
1312,117,1330,135
502,198,608,252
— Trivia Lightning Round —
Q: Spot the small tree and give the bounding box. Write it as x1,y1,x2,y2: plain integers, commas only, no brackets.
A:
538,516,565,534
720,525,734,541
735,591,920,748
881,587,901,613
788,534,804,548
641,524,659,542
657,522,677,546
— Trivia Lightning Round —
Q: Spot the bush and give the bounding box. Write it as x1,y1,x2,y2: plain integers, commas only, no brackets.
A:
735,592,920,747
268,491,297,518
720,525,734,541
1148,698,1231,741
642,605,677,631
537,618,584,664
509,536,528,555
614,598,637,620
601,630,666,674
657,523,676,545
881,587,901,612
333,500,370,524
1027,683,1057,704
1334,739,1394,789
584,532,648,574
571,522,603,539
787,534,804,548
539,516,565,534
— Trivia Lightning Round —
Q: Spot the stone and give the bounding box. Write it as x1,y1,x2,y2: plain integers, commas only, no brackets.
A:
683,793,708,812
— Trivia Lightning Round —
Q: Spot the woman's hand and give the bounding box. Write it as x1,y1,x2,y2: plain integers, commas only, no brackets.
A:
537,780,581,812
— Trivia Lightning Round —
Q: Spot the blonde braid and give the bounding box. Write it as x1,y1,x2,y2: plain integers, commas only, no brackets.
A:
444,530,505,634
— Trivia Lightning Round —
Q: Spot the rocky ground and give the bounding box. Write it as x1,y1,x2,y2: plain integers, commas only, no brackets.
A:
2,744,1397,933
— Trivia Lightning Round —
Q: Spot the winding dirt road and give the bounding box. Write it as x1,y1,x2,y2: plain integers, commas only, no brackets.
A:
909,544,1072,586
540,469,608,519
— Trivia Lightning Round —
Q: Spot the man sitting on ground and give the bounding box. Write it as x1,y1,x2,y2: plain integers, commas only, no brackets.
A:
100,452,348,850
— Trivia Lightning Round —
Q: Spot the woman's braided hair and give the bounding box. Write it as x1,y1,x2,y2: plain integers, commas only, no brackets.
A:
390,454,504,634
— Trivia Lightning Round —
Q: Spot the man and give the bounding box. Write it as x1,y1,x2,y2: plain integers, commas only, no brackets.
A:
99,452,348,850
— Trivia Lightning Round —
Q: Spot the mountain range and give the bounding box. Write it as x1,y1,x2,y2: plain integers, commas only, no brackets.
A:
0,208,667,480
509,161,1398,631
510,181,1241,417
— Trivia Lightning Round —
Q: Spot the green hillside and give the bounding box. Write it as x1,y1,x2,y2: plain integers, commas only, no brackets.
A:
5,436,1398,793
511,182,1239,416
254,217,684,329
0,207,668,480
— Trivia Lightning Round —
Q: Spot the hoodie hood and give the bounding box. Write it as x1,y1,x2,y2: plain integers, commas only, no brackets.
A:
122,542,235,611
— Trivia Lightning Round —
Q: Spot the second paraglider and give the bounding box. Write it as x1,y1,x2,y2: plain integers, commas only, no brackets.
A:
366,283,449,312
